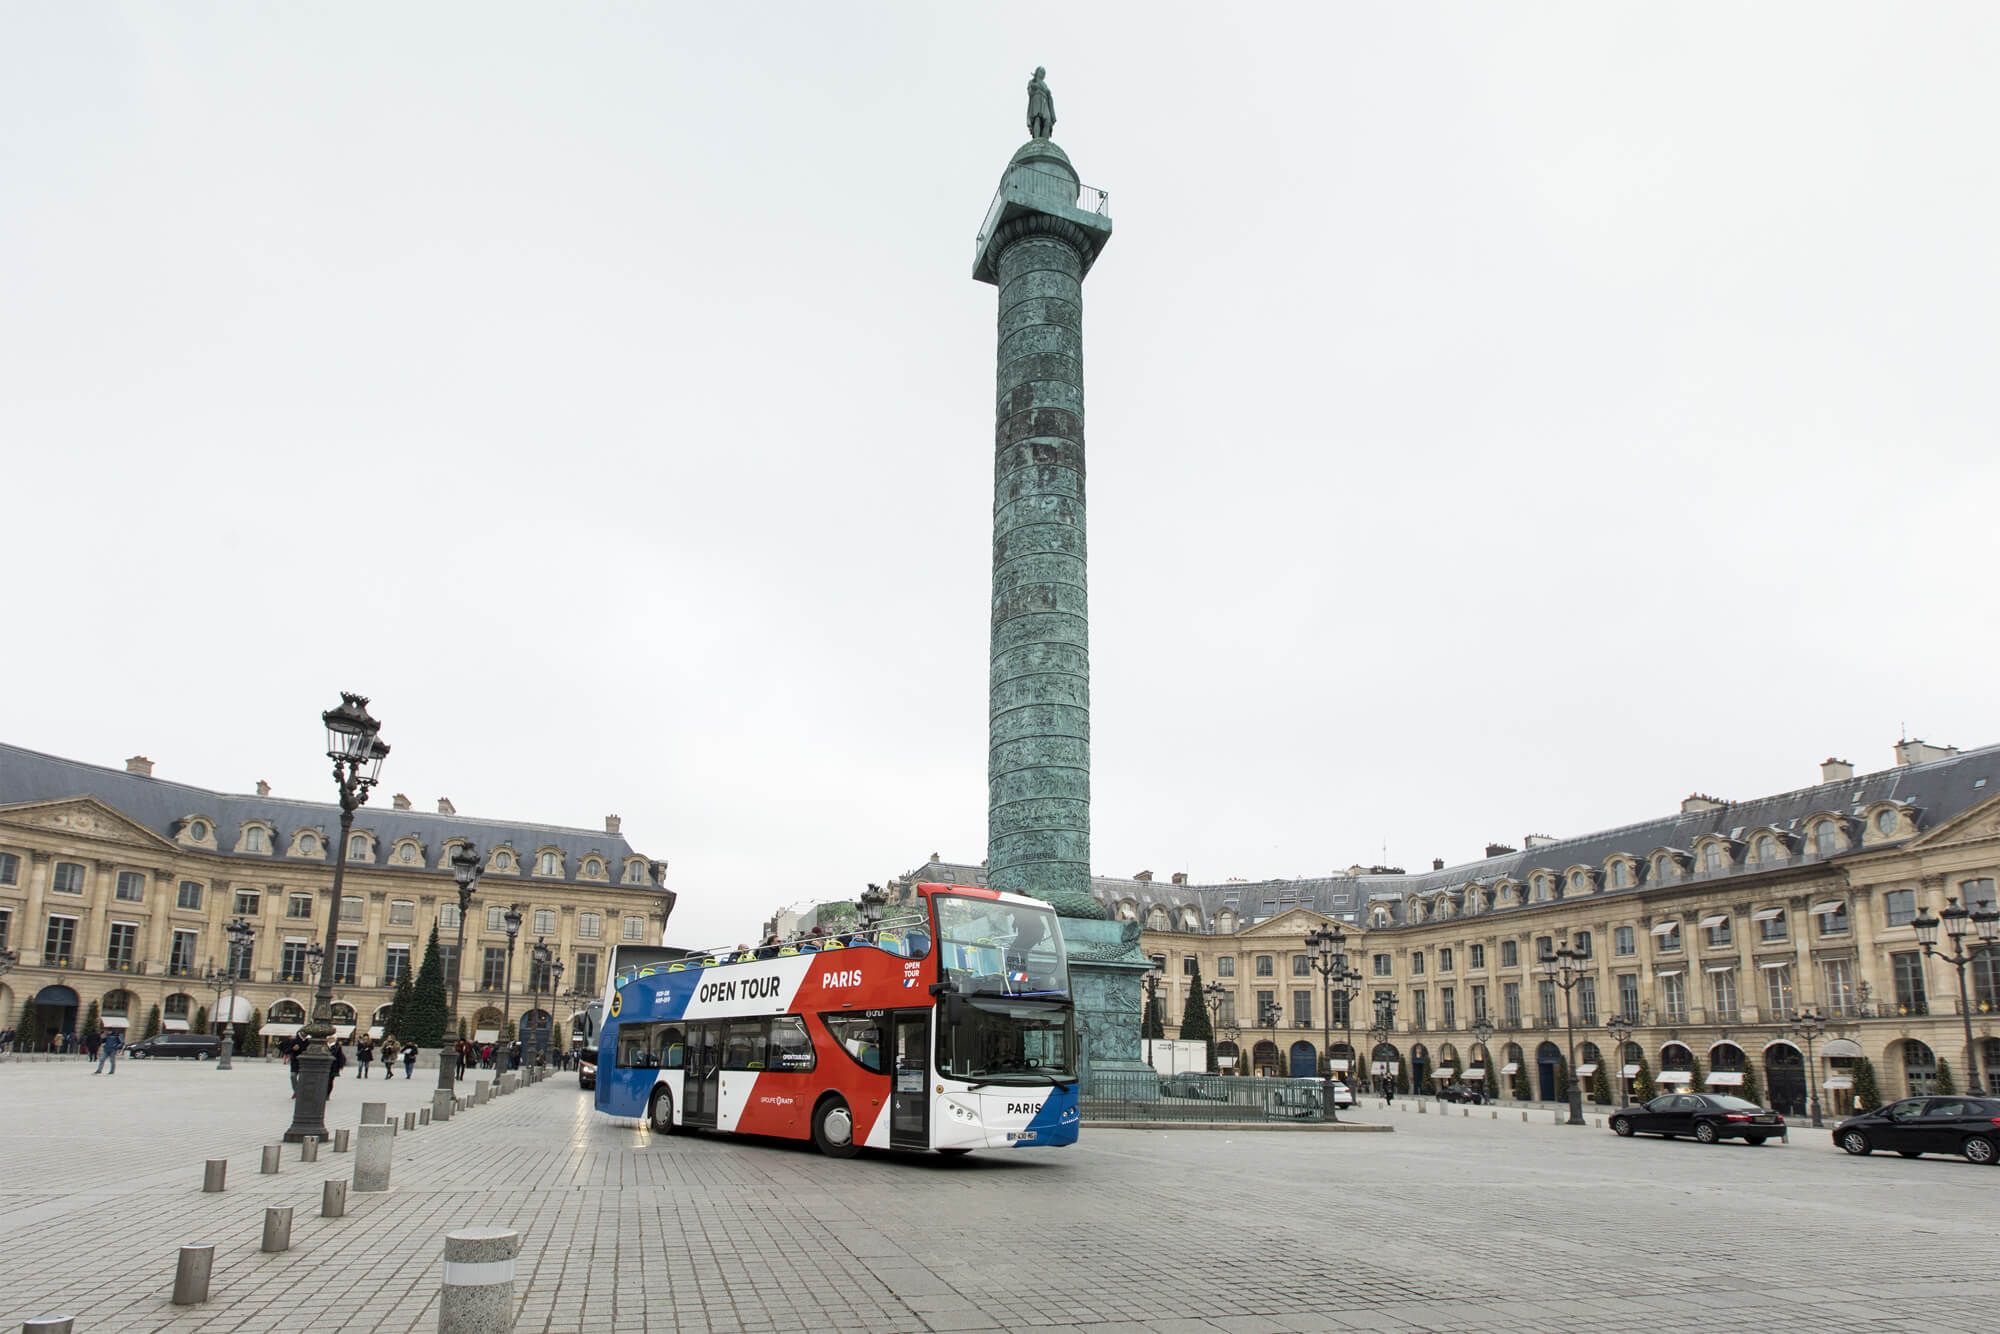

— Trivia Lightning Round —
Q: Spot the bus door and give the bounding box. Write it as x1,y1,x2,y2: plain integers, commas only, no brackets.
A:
683,1022,721,1127
889,1010,931,1150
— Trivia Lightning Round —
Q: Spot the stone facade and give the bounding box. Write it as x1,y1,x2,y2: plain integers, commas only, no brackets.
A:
0,742,673,1047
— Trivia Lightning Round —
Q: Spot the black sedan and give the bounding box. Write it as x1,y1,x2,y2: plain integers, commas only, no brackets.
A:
1436,1084,1488,1105
1608,1092,1786,1144
1833,1096,2000,1164
127,1033,222,1059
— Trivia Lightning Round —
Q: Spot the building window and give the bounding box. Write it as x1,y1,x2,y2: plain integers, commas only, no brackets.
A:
1216,955,1234,977
440,902,461,931
1532,874,1550,902
527,952,554,992
1616,973,1639,1021
1257,990,1278,1025
1885,890,1916,927
1657,923,1682,952
1962,878,1997,912
1578,977,1598,1025
244,826,268,853
1255,955,1274,977
1754,835,1776,862
1574,930,1593,959
1469,944,1485,970
1700,843,1722,872
577,912,601,939
340,896,363,922
1411,952,1426,976
1372,954,1392,977
1614,926,1635,956
1293,990,1312,1026
1570,871,1587,895
177,880,203,911
1470,984,1487,1022
1822,958,1855,1016
573,952,598,997
1292,955,1310,977
1440,986,1456,1028
107,922,138,972
1411,990,1427,1029
234,889,261,916
163,994,190,1021
626,861,649,885
1705,917,1732,948
1502,982,1521,1025
1182,956,1199,977
1537,979,1558,1026
349,835,369,860
534,908,555,935
1815,821,1839,855
537,851,560,876
383,945,411,986
1891,952,1927,1015
288,892,314,919
1663,974,1687,1023
1501,941,1519,968
623,916,645,942
169,929,199,977
1535,935,1554,962
1875,809,1898,836
397,842,419,864
44,914,78,966
114,871,145,902
298,834,320,857
439,945,459,984
1970,953,1999,1013
389,900,415,926
487,905,506,931
0,852,18,885
493,850,514,871
1222,991,1243,1026
1758,911,1787,942
1611,861,1630,889
1764,965,1794,1020
1439,947,1454,972
583,858,603,878
0,907,10,952
1816,901,1849,935
281,940,311,982
1710,969,1737,1023
332,944,358,986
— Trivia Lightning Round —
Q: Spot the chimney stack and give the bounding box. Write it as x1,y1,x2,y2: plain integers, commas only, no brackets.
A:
256,780,271,797
1484,843,1515,858
1820,757,1854,784
1432,857,1445,871
1524,834,1559,849
125,755,153,777
437,797,456,815
605,814,622,834
392,793,412,811
1170,871,1188,886
1680,794,1726,814
1894,738,1959,768
1133,870,1153,882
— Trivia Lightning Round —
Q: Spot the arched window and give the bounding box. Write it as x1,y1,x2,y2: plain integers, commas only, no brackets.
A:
1654,855,1674,883
349,835,369,859
1569,871,1586,894
1611,861,1630,889
537,851,560,876
1815,821,1838,856
1754,835,1775,862
1145,905,1169,931
1700,843,1721,872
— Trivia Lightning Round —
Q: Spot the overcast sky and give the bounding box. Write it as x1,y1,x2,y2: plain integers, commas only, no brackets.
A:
5,4,1996,948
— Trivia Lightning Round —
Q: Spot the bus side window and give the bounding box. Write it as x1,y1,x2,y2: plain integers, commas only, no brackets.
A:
770,1016,815,1071
820,1014,883,1073
658,1026,684,1070
617,1023,659,1068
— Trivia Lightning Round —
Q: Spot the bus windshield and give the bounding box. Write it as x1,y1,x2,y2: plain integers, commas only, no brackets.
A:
938,996,1075,1084
933,894,1069,998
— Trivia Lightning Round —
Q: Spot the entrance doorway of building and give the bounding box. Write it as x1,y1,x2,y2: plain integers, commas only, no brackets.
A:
1288,1041,1316,1078
1537,1041,1563,1102
32,985,79,1047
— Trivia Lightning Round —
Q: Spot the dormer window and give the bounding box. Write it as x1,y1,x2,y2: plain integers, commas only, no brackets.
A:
624,860,650,885
298,834,320,857
348,835,370,860
1654,855,1674,883
1569,871,1586,894
1700,843,1721,872
189,820,208,841
583,858,604,878
1754,834,1776,862
1874,809,1898,836
244,826,268,854
537,851,561,876
396,842,419,864
493,850,514,871
1815,821,1839,856
1610,861,1630,889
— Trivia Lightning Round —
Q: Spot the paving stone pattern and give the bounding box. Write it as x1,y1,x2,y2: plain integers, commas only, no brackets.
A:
1,1060,1992,1333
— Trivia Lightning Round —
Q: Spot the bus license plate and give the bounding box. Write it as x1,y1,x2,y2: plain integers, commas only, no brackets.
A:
1007,1130,1037,1142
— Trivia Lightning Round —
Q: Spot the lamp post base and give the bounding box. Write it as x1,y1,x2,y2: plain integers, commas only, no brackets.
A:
283,1046,334,1143
216,1035,234,1071
1567,1082,1585,1125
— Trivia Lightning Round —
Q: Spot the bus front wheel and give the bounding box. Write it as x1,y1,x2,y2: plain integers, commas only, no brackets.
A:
813,1097,860,1159
648,1088,675,1135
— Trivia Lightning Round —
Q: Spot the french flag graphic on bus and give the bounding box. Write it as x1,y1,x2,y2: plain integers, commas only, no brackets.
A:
590,883,1081,1157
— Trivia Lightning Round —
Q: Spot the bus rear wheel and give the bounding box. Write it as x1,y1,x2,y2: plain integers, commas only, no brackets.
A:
648,1088,675,1135
812,1097,860,1159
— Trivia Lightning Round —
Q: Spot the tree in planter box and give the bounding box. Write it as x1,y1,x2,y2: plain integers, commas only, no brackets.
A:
1934,1058,1956,1095
83,1000,102,1041
1687,1050,1706,1095
15,998,40,1050
1740,1058,1763,1106
1178,961,1214,1073
1512,1063,1532,1102
1396,1062,1410,1095
1591,1063,1613,1105
143,1004,162,1040
1852,1057,1882,1111
194,1004,209,1036
1630,1051,1656,1102
244,1008,264,1057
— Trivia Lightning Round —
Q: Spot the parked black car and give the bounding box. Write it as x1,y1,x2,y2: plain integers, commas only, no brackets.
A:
578,1053,597,1090
1608,1092,1786,1144
1161,1073,1231,1101
1833,1096,2000,1164
127,1032,222,1060
1436,1083,1487,1105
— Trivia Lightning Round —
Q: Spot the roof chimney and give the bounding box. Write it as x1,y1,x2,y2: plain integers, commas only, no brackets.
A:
392,793,412,811
1524,834,1559,849
1484,843,1515,858
1170,871,1188,886
930,851,941,863
1432,857,1445,871
437,797,456,815
256,780,271,797
1894,738,1960,768
125,755,153,777
1133,870,1153,882
605,814,622,834
1680,794,1727,814
1820,757,1854,784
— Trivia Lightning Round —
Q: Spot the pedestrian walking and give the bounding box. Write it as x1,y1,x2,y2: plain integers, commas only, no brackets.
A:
402,1040,417,1079
327,1037,347,1099
86,1030,102,1061
380,1035,400,1079
286,1036,303,1096
91,1028,124,1074
454,1039,468,1080
356,1037,374,1077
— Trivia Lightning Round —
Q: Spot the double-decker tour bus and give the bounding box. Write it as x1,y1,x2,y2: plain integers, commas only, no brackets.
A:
593,883,1079,1156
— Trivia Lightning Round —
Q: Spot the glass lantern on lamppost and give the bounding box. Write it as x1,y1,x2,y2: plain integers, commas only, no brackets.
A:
1367,993,1399,1099
550,958,566,1065
1603,1016,1636,1107
283,692,388,1143
1912,897,1998,1094
1304,924,1348,1121
1202,980,1233,1076
530,938,553,1066
1470,1014,1497,1104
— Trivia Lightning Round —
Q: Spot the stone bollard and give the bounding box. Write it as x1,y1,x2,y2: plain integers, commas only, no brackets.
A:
1417,1103,1426,1114
474,1080,489,1105
404,1111,418,1131
172,1243,214,1305
440,1227,521,1334
421,1106,432,1126
353,1123,395,1193
435,1090,454,1123
23,1317,76,1332
1490,1110,1498,1119
262,1206,293,1253
1461,1107,1469,1117
203,1159,227,1193
322,1178,348,1219
334,1128,352,1153
302,1137,320,1162
1522,1111,1529,1122
361,1102,388,1126
391,1119,399,1137
260,1145,282,1175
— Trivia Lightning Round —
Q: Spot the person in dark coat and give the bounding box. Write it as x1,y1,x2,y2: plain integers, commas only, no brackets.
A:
402,1041,417,1079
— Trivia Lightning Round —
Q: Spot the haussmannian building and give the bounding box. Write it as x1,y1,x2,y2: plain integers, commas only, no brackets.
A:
0,742,674,1050
889,739,2000,1115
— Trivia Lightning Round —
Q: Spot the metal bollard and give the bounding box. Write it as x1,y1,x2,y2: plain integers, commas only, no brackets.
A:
323,1178,348,1219
23,1317,76,1333
203,1159,227,1193
172,1243,214,1305
260,1144,282,1174
333,1128,352,1153
440,1227,521,1334
302,1137,320,1162
262,1205,293,1253
420,1106,432,1126
353,1123,395,1192
361,1101,388,1125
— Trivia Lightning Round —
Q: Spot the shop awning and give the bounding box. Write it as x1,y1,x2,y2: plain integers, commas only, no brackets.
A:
260,1023,302,1037
1705,964,1735,974
1650,922,1681,936
102,1016,130,1029
1620,1064,1641,1077
164,1019,190,1032
368,1025,385,1040
1707,1071,1744,1086
1824,1076,1854,1090
1499,1062,1519,1075
220,995,254,1024
1658,1070,1693,1084
474,1029,500,1042
1433,1068,1456,1080
1699,914,1729,929
1753,908,1784,921
1465,1068,1486,1080
1370,1061,1400,1075
1655,968,1683,978
1328,1059,1350,1072
1810,901,1845,916
332,1025,356,1039
1575,1063,1599,1077
1822,1039,1863,1059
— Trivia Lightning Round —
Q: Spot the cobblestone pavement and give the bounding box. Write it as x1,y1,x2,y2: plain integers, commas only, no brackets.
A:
3,1060,1994,1333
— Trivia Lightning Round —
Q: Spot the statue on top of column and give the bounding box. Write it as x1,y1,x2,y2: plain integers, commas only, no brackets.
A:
1026,66,1056,139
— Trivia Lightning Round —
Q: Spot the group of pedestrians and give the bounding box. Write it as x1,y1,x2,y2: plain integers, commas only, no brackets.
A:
352,1036,419,1079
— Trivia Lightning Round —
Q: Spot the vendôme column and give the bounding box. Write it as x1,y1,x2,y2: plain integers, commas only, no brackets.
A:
972,69,1114,897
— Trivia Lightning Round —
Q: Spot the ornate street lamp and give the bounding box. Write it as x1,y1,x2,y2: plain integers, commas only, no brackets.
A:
440,842,482,1095
1539,935,1588,1125
1305,923,1355,1122
530,938,553,1066
1201,979,1235,1075
550,959,566,1064
1142,957,1164,1068
218,916,253,1070
1604,1017,1635,1107
1367,992,1399,1098
1471,1014,1496,1103
1911,897,1996,1094
1788,1007,1833,1127
282,692,388,1143
499,904,523,1069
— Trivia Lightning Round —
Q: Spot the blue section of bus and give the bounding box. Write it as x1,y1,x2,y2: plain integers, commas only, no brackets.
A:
1015,1082,1079,1147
